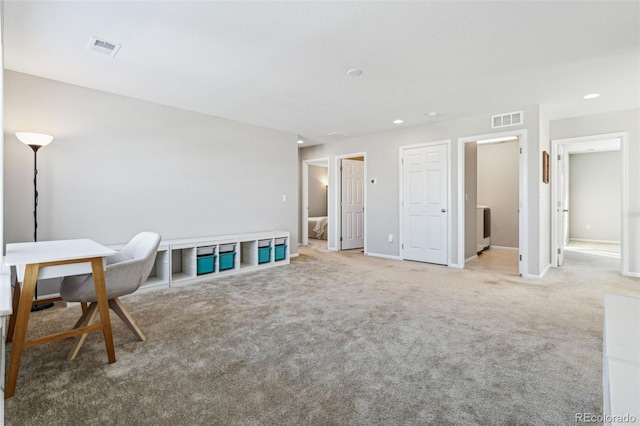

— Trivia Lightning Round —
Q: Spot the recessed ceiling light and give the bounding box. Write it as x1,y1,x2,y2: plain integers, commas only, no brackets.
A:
347,69,362,77
393,119,403,124
427,112,437,117
298,139,304,144
583,93,600,99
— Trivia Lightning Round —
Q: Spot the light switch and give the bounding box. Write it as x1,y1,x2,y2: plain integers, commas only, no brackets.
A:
282,195,287,202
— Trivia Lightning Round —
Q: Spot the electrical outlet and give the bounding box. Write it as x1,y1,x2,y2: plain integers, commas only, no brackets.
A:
586,224,591,230
388,234,393,243
282,195,287,202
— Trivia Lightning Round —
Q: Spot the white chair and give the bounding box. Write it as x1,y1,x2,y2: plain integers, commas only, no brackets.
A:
60,232,161,360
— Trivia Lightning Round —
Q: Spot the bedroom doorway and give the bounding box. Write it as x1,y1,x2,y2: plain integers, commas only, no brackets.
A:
551,133,628,275
336,153,366,252
302,158,329,249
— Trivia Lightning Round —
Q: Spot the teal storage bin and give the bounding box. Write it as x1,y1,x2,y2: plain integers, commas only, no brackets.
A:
274,244,287,261
219,251,235,271
197,255,215,275
258,246,271,264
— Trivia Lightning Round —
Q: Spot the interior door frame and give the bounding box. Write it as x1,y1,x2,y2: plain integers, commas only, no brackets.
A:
550,132,629,275
399,140,452,265
301,157,330,246
457,129,528,277
335,152,367,252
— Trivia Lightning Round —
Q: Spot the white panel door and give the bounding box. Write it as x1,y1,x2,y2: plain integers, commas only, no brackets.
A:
402,144,448,264
341,159,364,250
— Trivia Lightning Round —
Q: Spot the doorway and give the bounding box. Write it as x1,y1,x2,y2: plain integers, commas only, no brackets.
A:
335,153,366,251
458,130,527,277
466,136,520,276
551,133,628,274
302,158,329,248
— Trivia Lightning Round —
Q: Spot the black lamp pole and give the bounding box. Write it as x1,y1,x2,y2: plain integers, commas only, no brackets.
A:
29,144,54,311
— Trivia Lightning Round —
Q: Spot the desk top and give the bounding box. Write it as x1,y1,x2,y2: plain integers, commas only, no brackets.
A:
5,239,116,266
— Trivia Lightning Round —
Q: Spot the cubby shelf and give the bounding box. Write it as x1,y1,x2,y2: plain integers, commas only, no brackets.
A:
155,231,289,288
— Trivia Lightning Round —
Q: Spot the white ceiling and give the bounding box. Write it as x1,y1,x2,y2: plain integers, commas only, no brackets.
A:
4,1,639,146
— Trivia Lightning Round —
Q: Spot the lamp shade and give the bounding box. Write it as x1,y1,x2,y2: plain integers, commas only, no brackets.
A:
16,132,54,147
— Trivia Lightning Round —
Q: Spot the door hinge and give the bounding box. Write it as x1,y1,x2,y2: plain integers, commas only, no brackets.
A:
558,154,561,161
340,237,343,242
557,248,561,254
519,254,522,261
340,166,343,171
519,148,522,154
401,158,404,165
402,243,404,249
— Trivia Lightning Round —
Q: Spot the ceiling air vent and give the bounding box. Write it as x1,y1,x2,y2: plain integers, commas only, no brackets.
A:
87,36,121,58
491,110,523,129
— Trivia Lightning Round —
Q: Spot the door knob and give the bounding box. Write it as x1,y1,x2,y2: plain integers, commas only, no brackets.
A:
441,209,446,213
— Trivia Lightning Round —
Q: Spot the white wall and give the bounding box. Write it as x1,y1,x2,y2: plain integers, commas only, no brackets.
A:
4,71,299,252
569,151,621,242
477,140,519,248
308,165,328,217
550,108,640,275
299,105,544,276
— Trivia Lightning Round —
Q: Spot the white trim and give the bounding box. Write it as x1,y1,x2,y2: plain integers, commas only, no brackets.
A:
289,253,299,258
569,238,621,245
490,245,520,251
302,157,330,247
465,255,478,264
366,252,402,261
334,152,367,253
551,132,628,275
525,262,551,280
626,272,640,278
457,129,528,276
398,140,452,266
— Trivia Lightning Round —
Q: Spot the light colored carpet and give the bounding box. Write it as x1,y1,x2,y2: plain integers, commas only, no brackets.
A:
4,244,640,425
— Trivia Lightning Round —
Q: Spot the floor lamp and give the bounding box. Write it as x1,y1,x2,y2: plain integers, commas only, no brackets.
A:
16,132,55,311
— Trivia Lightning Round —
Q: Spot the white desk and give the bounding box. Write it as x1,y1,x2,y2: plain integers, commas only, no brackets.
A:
603,294,640,425
4,239,117,398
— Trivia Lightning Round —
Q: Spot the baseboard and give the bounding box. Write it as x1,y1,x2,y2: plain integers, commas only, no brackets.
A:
289,253,299,258
540,263,551,278
365,252,402,261
623,271,640,278
465,255,478,264
569,238,621,244
490,245,519,251
524,263,551,280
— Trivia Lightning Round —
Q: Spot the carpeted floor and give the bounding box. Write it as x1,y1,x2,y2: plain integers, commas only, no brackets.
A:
4,244,640,425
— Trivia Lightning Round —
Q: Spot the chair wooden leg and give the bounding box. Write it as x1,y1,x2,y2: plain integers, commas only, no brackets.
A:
109,298,146,342
67,302,99,361
6,277,21,343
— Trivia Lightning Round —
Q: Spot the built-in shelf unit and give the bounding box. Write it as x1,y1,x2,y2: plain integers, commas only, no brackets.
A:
143,231,290,289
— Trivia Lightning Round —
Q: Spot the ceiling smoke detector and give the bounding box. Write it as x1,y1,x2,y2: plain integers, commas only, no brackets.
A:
87,36,121,58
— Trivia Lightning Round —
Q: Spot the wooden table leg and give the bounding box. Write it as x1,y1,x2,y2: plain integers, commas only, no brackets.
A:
6,277,21,343
5,264,39,399
90,257,116,364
